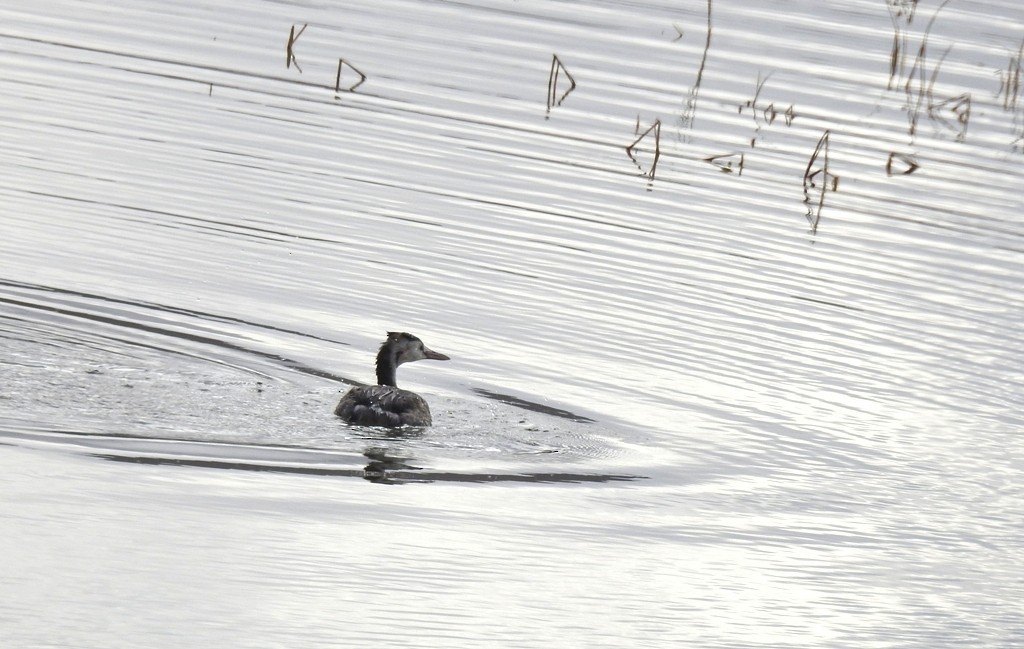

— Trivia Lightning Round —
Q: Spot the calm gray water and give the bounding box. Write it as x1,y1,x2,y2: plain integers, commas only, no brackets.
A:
2,0,1022,647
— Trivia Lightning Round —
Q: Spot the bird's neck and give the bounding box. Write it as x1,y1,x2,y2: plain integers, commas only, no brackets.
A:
375,346,398,386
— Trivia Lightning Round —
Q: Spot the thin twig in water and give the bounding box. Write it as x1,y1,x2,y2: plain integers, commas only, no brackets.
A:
546,54,577,115
739,71,772,119
885,0,919,89
286,23,308,72
703,153,744,175
739,72,795,146
335,59,367,92
741,72,795,127
802,130,839,234
997,37,1023,111
929,92,971,141
680,0,713,133
904,0,953,139
999,39,1024,150
885,152,920,176
626,119,662,180
913,42,971,141
784,104,796,126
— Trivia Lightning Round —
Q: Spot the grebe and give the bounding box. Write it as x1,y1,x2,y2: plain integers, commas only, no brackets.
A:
334,332,450,427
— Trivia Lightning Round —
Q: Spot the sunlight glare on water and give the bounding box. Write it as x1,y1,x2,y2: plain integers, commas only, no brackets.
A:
1,0,1022,646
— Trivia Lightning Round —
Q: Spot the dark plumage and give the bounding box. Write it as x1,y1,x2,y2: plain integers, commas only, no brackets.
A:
334,332,449,427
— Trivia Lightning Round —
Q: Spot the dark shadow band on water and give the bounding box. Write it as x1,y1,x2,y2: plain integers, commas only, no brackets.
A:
91,453,645,485
3,429,645,485
472,388,596,423
0,278,353,383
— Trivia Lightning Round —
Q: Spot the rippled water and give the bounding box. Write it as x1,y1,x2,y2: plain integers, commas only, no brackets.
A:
2,0,1022,646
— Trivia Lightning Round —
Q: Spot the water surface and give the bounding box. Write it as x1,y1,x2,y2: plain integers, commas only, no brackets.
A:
2,0,1022,646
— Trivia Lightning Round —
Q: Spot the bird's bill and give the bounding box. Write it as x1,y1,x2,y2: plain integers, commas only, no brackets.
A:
423,348,450,361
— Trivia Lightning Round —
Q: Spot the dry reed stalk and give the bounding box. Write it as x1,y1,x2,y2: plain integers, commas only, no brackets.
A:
286,23,308,72
626,119,662,179
802,130,839,234
335,59,367,92
546,54,577,114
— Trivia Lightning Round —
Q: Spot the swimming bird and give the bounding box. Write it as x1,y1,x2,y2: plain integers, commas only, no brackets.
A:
334,332,449,427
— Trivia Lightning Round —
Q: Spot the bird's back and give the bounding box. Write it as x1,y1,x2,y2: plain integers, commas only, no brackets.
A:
334,385,433,427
